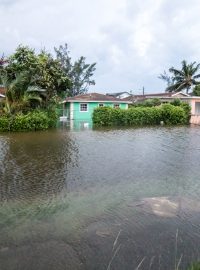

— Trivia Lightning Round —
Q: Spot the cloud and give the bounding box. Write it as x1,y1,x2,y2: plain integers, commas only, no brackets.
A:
1,0,200,93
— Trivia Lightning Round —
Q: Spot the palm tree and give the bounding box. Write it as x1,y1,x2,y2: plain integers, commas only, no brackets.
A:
160,60,200,93
0,71,43,114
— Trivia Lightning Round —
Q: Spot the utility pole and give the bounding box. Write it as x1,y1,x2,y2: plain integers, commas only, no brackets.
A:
142,86,145,95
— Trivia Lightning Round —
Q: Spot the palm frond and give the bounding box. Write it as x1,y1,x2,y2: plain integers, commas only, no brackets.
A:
192,80,200,85
166,81,186,92
169,67,184,77
193,73,200,79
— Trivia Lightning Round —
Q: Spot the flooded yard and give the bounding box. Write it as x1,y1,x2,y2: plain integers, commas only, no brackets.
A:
1,126,200,269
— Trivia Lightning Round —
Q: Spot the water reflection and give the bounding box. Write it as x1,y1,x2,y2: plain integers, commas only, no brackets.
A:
58,119,92,131
0,130,78,201
1,126,200,269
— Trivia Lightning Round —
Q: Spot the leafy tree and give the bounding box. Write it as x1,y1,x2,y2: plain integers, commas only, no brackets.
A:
192,84,200,96
55,43,96,96
0,43,97,116
36,50,71,101
159,60,200,93
2,45,71,102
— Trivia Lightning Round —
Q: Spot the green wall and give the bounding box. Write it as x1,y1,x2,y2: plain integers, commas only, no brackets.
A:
72,102,127,120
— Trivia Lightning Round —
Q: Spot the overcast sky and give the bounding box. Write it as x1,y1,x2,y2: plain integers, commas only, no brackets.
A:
1,0,200,94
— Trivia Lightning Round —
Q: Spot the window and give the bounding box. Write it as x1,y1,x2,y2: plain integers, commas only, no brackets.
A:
114,104,120,109
99,103,104,107
80,103,88,112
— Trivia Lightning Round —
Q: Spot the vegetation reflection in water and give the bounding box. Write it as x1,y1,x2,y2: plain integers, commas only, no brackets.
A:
1,126,200,269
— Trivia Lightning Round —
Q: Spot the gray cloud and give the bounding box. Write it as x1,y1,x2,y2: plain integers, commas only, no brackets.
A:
1,0,200,93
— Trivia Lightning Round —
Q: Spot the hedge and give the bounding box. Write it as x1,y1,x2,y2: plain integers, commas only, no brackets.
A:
0,110,58,132
92,103,190,127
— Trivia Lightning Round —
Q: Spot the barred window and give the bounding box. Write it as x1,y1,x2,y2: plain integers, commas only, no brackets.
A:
80,103,88,112
114,104,120,108
99,103,104,107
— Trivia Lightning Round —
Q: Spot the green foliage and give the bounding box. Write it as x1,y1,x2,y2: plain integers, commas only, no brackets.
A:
1,45,71,103
187,262,200,270
0,43,97,132
131,98,161,108
1,44,97,118
160,103,187,124
159,60,200,93
0,110,58,132
192,85,200,96
55,43,96,96
11,112,48,131
0,115,10,131
93,104,189,127
36,50,71,98
1,70,46,114
170,98,182,106
46,107,58,128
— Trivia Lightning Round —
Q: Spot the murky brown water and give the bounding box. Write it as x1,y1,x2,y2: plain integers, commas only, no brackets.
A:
1,125,200,269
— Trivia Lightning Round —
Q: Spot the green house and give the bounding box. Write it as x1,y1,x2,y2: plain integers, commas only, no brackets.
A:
61,93,130,122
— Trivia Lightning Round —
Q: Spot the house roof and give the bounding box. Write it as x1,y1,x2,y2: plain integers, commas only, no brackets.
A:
63,93,131,103
122,91,189,101
106,91,131,96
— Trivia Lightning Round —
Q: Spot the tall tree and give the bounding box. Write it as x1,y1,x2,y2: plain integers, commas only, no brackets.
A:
55,43,96,96
2,45,71,101
159,60,200,93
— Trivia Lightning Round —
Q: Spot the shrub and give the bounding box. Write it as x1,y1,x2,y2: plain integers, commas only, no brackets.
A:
170,98,182,106
0,115,10,131
160,104,187,125
187,262,200,270
46,108,58,128
93,103,189,127
92,107,112,126
130,98,161,108
0,110,58,132
180,102,191,122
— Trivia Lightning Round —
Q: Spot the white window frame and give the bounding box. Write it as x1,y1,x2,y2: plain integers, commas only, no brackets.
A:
99,103,104,107
113,104,120,109
80,103,88,112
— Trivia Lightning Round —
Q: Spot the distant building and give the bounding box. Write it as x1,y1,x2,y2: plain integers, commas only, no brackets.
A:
122,91,189,102
106,91,132,99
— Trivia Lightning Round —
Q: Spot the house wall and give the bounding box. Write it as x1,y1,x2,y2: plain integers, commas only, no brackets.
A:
70,102,128,120
189,99,200,125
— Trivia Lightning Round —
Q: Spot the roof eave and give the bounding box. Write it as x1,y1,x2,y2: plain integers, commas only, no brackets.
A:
62,100,131,103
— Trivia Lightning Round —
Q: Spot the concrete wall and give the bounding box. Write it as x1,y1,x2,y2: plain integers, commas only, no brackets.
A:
190,115,200,125
190,99,200,125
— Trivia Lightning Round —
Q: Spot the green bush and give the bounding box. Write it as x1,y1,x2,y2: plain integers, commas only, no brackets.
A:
170,98,182,106
0,115,10,131
160,104,187,125
93,103,189,127
0,110,58,132
130,98,161,108
187,262,200,270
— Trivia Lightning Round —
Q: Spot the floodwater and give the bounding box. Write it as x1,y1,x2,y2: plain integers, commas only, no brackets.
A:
1,125,200,270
